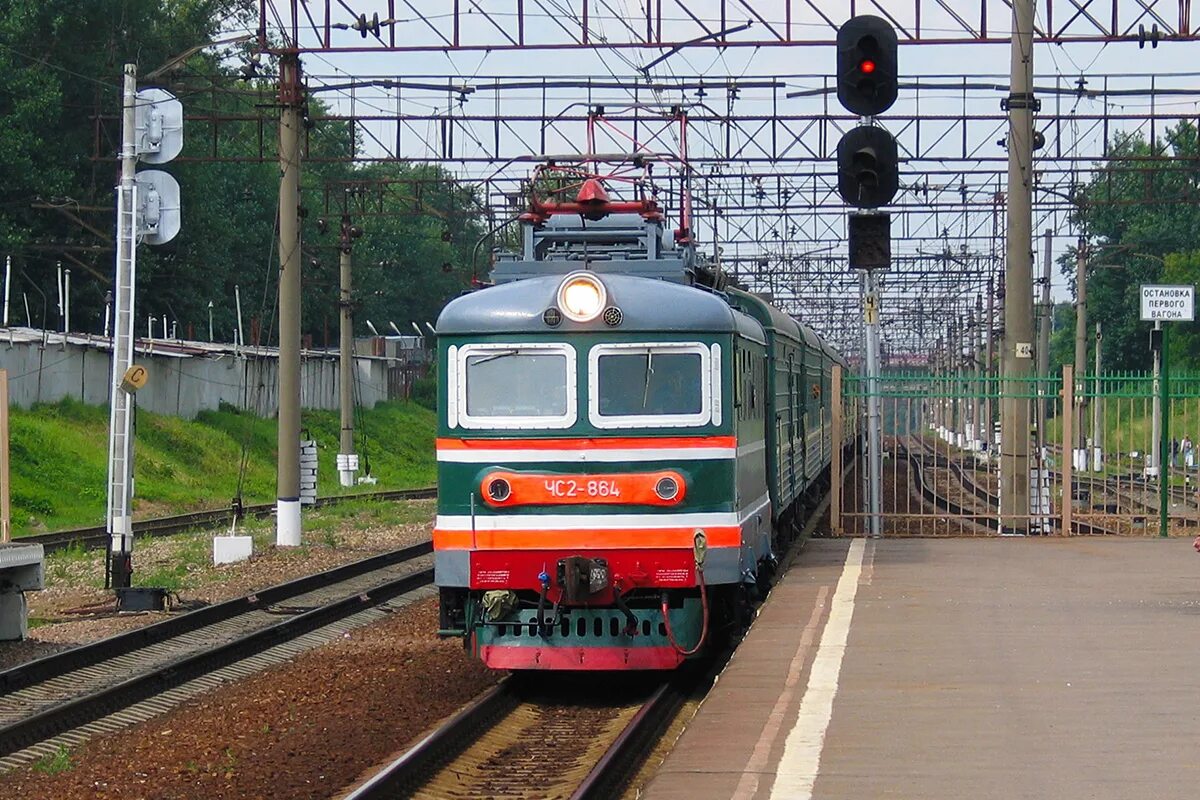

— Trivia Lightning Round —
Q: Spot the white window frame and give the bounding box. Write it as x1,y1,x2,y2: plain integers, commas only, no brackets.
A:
588,341,715,429
455,342,577,430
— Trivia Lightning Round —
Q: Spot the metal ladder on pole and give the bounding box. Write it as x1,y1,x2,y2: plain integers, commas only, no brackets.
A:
105,182,137,586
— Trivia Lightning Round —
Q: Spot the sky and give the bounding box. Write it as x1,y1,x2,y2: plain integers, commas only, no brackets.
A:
239,1,1200,355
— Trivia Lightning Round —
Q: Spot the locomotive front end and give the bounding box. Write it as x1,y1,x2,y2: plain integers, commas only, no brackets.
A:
434,268,748,670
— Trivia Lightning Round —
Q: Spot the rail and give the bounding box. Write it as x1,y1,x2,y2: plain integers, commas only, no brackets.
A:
904,437,1118,535
0,542,434,766
341,666,712,800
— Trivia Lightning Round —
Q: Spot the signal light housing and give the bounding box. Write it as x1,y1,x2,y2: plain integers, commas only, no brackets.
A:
836,126,899,209
837,15,898,117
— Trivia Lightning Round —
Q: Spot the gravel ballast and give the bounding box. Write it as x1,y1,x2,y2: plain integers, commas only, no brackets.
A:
0,598,500,800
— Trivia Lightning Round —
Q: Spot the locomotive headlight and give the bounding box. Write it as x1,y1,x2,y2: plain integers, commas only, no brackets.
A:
557,272,607,323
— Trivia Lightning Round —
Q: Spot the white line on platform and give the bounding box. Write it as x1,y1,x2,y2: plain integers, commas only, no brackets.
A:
768,538,867,800
732,584,830,800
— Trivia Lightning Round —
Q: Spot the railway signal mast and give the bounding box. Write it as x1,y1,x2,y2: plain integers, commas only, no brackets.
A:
106,65,182,592
836,15,899,539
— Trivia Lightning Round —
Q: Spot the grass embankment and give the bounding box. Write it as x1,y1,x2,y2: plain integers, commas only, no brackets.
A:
10,399,437,537
41,497,435,593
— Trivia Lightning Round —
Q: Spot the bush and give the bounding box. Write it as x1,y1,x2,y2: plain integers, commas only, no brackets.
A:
411,375,437,411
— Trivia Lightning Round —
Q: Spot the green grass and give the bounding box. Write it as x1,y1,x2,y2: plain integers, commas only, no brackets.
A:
31,745,72,775
114,498,435,592
10,399,436,537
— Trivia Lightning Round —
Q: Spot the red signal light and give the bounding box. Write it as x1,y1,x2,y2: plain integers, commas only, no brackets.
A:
859,59,877,74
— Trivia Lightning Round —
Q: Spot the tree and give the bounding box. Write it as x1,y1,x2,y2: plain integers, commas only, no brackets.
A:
1071,121,1200,371
0,1,489,346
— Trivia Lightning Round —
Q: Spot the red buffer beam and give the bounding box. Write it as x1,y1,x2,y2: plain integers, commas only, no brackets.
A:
260,1,1200,52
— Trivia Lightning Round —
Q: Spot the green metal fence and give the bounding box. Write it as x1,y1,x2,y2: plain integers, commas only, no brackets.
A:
833,368,1199,537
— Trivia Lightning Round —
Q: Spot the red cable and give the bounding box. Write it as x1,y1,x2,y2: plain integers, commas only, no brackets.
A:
662,566,709,657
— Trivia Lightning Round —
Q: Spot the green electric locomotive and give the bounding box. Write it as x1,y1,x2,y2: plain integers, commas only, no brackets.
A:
435,170,848,670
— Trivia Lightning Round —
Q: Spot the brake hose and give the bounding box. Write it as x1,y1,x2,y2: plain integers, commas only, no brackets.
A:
662,530,710,656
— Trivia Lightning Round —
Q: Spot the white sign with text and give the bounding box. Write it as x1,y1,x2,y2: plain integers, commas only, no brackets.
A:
1140,284,1195,322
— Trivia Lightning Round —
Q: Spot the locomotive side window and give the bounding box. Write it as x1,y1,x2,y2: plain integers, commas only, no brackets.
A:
453,343,577,429
587,342,714,429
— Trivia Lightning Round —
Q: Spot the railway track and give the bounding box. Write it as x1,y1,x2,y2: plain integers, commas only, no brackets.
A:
332,477,840,800
340,666,709,800
903,436,1127,535
17,487,437,554
0,541,435,770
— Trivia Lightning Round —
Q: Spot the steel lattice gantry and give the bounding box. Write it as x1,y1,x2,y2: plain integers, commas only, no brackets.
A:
259,1,1200,51
134,64,1200,360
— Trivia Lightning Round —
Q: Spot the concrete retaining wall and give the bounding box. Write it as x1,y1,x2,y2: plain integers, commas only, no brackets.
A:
0,329,425,419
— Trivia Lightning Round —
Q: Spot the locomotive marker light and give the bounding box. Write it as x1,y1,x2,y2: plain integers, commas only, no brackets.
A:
654,475,680,501
487,477,512,503
557,272,607,322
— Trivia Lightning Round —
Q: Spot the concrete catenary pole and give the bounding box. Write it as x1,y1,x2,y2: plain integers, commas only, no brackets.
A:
984,274,995,450
967,308,977,446
2,255,10,326
973,294,984,448
276,53,303,547
1037,229,1053,454
106,64,139,587
338,218,358,487
999,0,1036,534
1072,239,1089,459
949,320,960,444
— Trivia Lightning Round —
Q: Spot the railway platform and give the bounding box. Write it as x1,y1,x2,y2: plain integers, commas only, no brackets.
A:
643,536,1200,799
0,543,43,640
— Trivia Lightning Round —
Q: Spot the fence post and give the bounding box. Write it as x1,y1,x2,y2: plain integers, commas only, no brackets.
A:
831,364,843,536
1061,364,1073,536
1159,326,1170,537
0,369,8,543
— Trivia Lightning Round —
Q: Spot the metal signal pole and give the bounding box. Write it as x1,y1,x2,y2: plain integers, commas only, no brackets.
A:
999,0,1036,534
105,64,139,587
276,53,303,546
1093,321,1103,470
863,269,883,538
